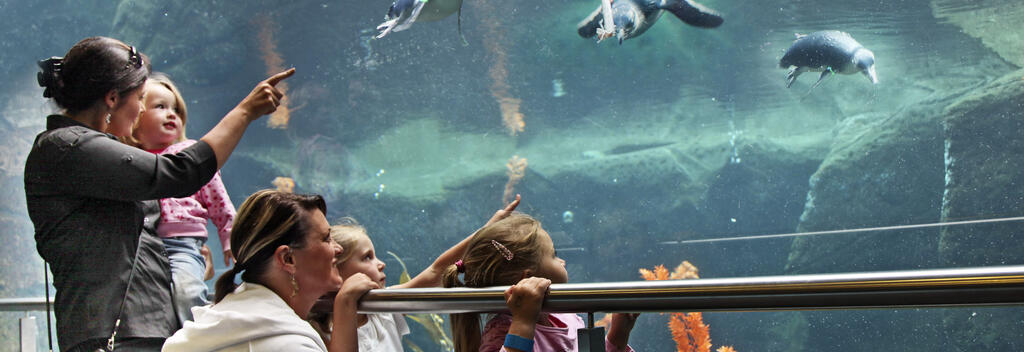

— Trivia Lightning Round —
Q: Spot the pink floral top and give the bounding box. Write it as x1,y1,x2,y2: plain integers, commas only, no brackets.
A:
150,140,235,251
480,313,635,352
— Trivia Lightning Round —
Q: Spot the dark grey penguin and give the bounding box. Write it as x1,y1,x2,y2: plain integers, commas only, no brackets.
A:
376,0,465,41
577,0,724,44
780,31,878,91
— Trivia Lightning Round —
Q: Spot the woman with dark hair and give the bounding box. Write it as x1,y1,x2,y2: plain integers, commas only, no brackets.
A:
26,36,293,351
163,190,379,352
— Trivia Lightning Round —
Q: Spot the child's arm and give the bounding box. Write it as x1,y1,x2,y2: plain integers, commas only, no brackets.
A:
395,195,521,289
606,313,639,351
504,277,550,352
197,171,237,266
329,273,379,352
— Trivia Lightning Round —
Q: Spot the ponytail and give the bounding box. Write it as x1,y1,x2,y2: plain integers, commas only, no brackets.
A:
443,264,481,352
214,265,241,303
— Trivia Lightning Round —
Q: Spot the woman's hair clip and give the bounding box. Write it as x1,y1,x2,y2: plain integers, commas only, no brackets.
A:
491,240,513,261
126,45,143,70
454,259,466,273
36,56,63,98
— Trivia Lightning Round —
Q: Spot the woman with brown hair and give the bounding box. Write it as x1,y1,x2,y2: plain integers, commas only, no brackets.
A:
163,190,378,352
27,36,292,351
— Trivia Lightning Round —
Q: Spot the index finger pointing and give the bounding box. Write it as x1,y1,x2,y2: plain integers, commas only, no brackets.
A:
504,194,521,212
265,68,296,86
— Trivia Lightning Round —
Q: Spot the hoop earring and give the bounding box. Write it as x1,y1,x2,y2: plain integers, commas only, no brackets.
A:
104,113,111,124
290,274,299,298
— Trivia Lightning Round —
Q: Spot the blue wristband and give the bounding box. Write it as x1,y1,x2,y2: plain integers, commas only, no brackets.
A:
504,334,534,351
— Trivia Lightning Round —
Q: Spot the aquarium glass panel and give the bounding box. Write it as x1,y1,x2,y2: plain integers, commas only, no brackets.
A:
2,0,1023,350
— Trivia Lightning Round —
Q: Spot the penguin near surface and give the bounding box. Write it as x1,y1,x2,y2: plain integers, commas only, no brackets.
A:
780,30,878,92
577,0,724,44
376,0,465,41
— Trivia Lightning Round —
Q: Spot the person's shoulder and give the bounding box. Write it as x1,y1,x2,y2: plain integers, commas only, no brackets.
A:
250,334,325,351
31,125,112,157
37,124,99,143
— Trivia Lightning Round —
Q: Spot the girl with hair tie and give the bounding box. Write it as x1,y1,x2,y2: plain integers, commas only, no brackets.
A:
443,213,640,352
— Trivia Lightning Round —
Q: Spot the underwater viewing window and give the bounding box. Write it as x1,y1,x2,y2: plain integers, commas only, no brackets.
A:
3,0,1024,350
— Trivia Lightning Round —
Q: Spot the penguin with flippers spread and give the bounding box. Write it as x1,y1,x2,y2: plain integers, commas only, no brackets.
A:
376,0,466,43
577,0,724,44
780,30,878,93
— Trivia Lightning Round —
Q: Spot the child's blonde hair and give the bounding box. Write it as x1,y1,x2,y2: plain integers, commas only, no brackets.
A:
330,217,369,265
123,72,188,147
308,217,371,342
442,213,546,352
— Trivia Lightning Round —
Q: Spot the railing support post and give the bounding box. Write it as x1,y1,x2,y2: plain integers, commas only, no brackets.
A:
577,312,605,352
20,315,36,352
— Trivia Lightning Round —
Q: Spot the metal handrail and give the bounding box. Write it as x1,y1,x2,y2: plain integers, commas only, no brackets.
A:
6,266,1024,314
0,297,56,312
355,265,1024,314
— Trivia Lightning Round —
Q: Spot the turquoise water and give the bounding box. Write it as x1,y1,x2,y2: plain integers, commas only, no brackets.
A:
2,0,1024,350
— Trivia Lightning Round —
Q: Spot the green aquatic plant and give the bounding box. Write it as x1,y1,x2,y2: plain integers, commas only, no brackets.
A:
387,251,455,351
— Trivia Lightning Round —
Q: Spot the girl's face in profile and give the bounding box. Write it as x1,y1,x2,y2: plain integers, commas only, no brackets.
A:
106,86,145,137
135,82,183,150
337,235,388,288
534,227,568,284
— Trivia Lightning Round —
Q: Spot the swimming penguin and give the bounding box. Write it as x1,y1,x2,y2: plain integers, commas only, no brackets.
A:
376,0,465,42
779,31,878,92
577,0,724,44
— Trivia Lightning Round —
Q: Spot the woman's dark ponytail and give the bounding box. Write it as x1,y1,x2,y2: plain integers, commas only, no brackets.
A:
214,265,241,303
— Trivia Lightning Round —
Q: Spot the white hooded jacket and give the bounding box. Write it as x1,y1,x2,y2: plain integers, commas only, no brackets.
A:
162,282,328,352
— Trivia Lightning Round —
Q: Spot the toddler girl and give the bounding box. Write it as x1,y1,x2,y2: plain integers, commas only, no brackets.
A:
443,213,639,352
314,196,521,351
129,73,236,323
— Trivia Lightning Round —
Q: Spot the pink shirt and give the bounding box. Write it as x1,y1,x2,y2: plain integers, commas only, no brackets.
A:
480,313,635,352
151,140,235,251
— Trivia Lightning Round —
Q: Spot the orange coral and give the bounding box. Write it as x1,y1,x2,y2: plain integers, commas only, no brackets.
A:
471,0,526,136
672,261,700,280
272,176,295,193
640,264,670,281
639,261,737,352
255,15,291,129
640,261,699,281
502,155,527,206
669,312,712,352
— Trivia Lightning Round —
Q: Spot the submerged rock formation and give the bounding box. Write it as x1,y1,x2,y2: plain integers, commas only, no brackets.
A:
939,69,1024,267
938,69,1024,351
783,68,1024,352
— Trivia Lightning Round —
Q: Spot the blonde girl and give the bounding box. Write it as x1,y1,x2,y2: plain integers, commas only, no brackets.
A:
129,72,238,323
443,213,639,352
313,196,521,351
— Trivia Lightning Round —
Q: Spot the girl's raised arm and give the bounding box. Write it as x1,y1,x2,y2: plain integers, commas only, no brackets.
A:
397,195,521,289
